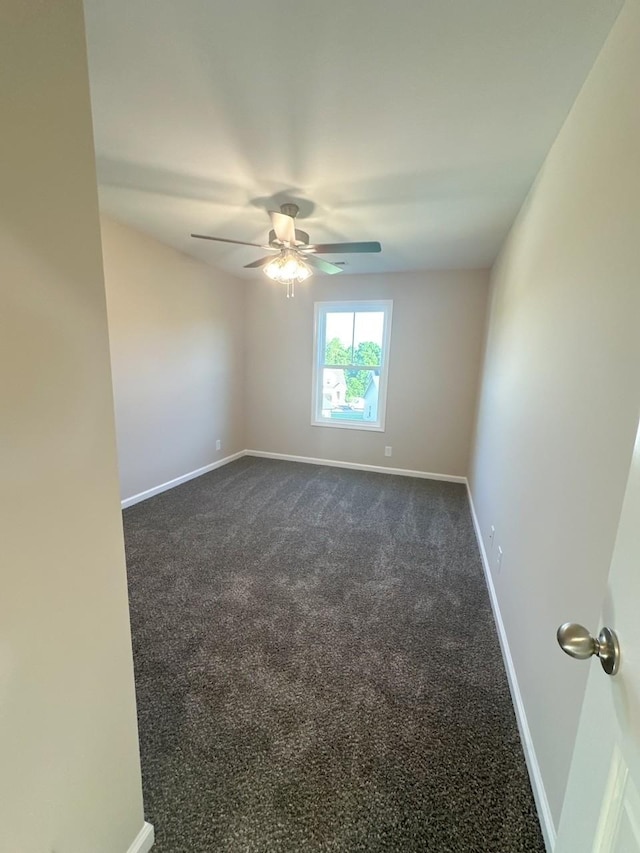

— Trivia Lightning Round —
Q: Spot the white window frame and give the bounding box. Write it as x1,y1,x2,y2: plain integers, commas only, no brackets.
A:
311,300,393,432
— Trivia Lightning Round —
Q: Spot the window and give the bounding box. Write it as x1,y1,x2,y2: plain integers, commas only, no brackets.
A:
311,300,393,431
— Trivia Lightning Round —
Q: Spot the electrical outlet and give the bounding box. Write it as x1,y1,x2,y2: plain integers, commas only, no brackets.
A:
384,446,392,457
216,439,221,451
497,546,503,573
489,525,495,548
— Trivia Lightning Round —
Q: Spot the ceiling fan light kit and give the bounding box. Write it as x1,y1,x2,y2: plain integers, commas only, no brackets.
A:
191,202,382,298
264,249,312,298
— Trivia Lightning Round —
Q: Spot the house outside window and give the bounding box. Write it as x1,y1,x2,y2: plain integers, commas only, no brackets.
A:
311,300,393,431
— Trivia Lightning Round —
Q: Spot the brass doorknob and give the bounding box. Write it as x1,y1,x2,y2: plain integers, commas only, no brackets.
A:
557,623,620,676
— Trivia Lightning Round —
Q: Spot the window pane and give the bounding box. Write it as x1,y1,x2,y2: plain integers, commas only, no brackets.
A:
320,367,373,422
353,312,383,366
324,312,354,364
313,301,391,431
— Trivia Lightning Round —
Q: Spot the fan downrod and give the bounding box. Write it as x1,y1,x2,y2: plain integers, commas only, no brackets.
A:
279,202,299,219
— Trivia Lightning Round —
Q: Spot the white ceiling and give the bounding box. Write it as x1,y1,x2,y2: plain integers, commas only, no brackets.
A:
84,0,622,278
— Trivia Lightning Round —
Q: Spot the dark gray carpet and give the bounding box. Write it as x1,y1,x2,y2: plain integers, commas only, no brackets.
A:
123,457,545,852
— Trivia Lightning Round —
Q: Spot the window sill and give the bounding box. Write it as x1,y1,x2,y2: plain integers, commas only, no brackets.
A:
311,419,385,432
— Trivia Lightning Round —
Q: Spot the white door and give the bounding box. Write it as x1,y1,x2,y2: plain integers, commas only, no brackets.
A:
556,418,640,852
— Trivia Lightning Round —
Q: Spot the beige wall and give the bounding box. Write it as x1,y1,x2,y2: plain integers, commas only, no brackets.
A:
101,217,245,502
0,2,146,852
245,270,489,476
470,0,640,832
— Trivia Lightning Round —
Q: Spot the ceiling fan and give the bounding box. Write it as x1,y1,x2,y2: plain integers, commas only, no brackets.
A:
191,203,382,297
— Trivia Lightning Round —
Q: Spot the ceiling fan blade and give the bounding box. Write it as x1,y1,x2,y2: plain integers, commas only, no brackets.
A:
269,211,296,245
302,241,382,254
305,255,343,275
191,234,266,248
244,255,276,269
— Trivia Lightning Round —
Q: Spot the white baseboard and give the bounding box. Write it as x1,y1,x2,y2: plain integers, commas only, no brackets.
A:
121,451,244,508
244,450,466,483
466,482,556,852
121,450,465,510
126,822,154,853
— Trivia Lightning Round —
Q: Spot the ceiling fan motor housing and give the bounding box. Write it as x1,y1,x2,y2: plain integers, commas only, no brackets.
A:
269,228,310,247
